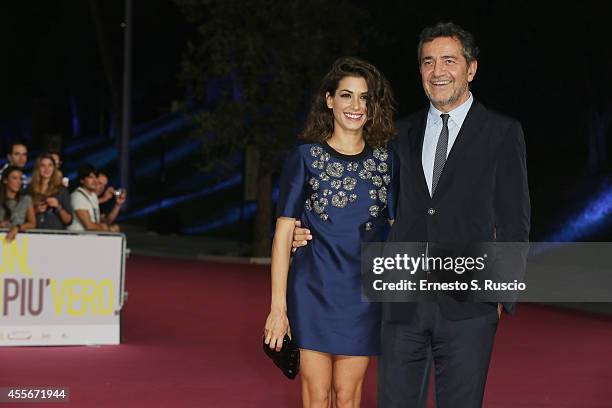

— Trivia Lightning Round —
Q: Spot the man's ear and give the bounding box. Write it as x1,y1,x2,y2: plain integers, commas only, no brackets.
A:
467,60,478,83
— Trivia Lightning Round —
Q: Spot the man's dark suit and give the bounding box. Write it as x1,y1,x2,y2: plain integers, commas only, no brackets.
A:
378,99,530,407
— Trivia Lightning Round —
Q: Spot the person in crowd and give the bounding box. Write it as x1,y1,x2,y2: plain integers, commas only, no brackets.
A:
48,150,61,169
1,141,31,189
95,171,127,230
263,57,397,408
96,171,116,206
0,165,36,241
68,164,119,232
29,153,73,230
48,150,69,187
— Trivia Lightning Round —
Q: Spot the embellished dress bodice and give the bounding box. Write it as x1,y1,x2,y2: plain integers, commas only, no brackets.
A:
275,141,397,356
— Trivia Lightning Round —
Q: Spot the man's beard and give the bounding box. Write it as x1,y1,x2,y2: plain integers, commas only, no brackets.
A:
426,82,468,109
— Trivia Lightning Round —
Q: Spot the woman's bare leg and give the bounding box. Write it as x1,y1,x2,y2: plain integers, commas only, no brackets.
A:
332,356,370,408
300,349,333,408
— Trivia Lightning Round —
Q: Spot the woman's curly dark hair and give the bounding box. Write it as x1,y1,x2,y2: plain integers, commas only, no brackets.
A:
0,165,24,221
300,57,396,148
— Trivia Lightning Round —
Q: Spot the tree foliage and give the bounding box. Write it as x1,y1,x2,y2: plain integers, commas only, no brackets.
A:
176,0,367,172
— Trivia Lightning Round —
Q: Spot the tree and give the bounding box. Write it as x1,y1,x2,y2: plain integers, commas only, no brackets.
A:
176,0,366,255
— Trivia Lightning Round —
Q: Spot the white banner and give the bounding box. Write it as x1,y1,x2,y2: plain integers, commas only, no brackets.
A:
0,231,126,346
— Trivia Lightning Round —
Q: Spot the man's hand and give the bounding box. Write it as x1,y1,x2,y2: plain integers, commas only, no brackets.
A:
115,190,127,206
497,303,503,318
101,187,115,203
291,220,312,253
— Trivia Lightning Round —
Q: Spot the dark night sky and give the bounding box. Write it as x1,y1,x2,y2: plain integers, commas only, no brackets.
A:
2,1,608,142
0,0,189,140
353,1,612,237
1,1,610,238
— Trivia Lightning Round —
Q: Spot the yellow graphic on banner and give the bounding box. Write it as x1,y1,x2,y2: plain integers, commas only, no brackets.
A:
0,237,33,276
0,237,115,317
2,278,114,317
51,278,114,316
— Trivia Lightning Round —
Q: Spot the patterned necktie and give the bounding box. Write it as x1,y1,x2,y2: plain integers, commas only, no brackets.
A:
432,113,450,194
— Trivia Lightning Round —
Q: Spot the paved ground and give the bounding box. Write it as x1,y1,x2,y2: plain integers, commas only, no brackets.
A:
120,224,612,317
121,224,268,264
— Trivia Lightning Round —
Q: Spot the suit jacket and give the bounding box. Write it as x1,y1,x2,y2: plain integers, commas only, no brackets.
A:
384,99,531,321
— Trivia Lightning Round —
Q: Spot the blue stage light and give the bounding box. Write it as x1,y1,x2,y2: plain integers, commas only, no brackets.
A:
182,203,257,234
70,97,81,138
67,114,193,173
546,182,612,242
133,139,202,179
64,137,107,154
120,174,242,220
180,186,280,233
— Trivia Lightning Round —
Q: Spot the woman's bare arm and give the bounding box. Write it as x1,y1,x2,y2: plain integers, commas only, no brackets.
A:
264,217,297,351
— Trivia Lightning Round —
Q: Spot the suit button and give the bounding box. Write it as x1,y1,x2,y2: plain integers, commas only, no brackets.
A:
428,208,435,215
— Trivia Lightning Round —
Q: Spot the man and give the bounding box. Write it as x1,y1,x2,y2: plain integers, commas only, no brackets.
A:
293,22,530,407
1,141,31,189
96,172,114,204
68,164,122,232
95,171,126,230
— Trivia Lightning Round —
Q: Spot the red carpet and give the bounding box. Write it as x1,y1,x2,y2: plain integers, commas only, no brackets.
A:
1,255,611,407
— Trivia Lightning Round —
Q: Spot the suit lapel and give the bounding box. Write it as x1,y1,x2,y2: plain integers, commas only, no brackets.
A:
411,109,430,198
432,101,487,198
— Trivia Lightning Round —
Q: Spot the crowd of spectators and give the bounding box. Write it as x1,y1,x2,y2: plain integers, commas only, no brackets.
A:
0,141,127,241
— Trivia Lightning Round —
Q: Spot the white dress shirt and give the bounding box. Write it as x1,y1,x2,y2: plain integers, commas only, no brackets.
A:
422,93,474,196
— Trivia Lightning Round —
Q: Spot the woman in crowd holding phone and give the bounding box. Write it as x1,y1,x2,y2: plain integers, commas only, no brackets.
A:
29,153,73,230
263,57,397,407
0,165,36,241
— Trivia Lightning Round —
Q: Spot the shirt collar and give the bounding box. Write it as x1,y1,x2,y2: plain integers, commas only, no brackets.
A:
77,186,96,197
427,92,474,128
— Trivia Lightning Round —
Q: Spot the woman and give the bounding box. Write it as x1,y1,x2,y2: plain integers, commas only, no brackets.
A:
263,57,396,407
0,165,36,241
29,153,73,230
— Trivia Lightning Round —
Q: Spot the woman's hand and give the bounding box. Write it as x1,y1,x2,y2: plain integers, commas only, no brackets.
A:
5,226,19,242
45,197,60,208
264,309,290,352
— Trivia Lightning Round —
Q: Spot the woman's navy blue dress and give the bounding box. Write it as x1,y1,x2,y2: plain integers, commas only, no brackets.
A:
276,141,397,356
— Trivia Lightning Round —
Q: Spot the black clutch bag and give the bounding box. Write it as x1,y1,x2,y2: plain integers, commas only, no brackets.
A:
262,334,300,379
